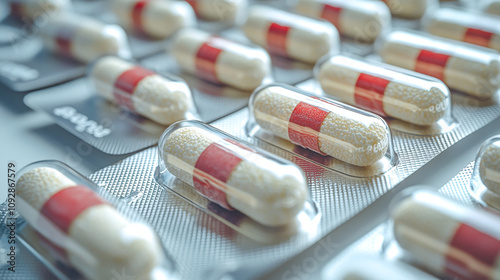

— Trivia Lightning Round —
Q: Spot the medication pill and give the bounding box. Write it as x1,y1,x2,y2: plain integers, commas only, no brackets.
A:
111,0,195,39
425,8,500,52
16,166,164,280
391,190,500,280
184,0,246,22
249,84,390,166
479,139,500,196
243,6,339,64
380,0,437,19
295,0,391,42
483,0,500,16
9,0,70,19
90,56,195,125
171,29,271,91
160,121,308,227
40,13,129,63
317,55,450,126
378,30,500,98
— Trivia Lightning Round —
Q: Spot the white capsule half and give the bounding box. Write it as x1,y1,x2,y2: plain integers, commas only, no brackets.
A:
111,0,195,39
380,0,437,19
250,84,391,166
295,0,391,42
90,56,195,125
479,139,500,196
391,190,500,280
317,55,450,125
482,0,500,16
160,121,308,227
377,30,500,98
41,13,129,63
184,0,246,22
243,5,339,64
171,28,271,91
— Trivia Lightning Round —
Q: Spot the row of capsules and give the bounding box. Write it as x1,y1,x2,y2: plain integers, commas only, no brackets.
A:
320,188,500,280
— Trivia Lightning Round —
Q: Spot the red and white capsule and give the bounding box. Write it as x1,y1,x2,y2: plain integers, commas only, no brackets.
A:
8,0,70,20
16,166,164,280
40,13,129,63
171,28,271,91
111,0,195,39
90,56,195,125
243,5,339,64
391,190,500,280
425,8,500,52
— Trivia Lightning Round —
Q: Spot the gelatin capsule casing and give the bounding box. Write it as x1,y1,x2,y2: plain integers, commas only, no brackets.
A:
317,55,450,126
16,162,177,280
40,13,130,63
111,0,195,39
425,8,500,52
159,120,308,227
243,5,339,64
295,0,390,42
249,84,391,167
390,190,500,280
171,28,271,91
377,30,500,98
90,56,195,125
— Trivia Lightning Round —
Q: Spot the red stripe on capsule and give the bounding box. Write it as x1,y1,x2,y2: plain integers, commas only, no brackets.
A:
55,27,74,57
445,223,500,280
288,101,330,155
132,0,149,34
267,23,290,57
354,73,390,116
193,142,243,210
415,50,451,82
113,66,155,111
195,41,223,83
40,185,107,233
320,5,342,29
464,28,494,48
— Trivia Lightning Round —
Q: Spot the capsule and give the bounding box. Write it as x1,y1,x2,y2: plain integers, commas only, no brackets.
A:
377,30,500,98
183,0,246,22
171,29,271,91
8,0,70,19
317,55,450,126
249,84,390,166
243,6,339,64
425,8,500,52
482,0,500,16
40,13,129,63
90,56,195,125
295,0,391,42
16,164,172,280
111,0,195,39
380,0,437,19
390,190,500,280
160,120,308,227
478,138,500,196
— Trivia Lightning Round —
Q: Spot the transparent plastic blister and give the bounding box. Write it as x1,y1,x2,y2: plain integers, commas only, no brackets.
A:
470,135,500,210
243,5,340,64
24,56,198,154
7,160,179,280
380,0,438,19
423,7,500,52
156,120,320,243
246,83,398,177
171,28,272,91
376,29,500,99
314,54,456,135
383,188,500,280
294,0,391,43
